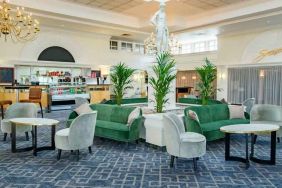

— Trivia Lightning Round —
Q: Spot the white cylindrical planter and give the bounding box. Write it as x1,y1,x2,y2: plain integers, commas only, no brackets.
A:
143,113,166,147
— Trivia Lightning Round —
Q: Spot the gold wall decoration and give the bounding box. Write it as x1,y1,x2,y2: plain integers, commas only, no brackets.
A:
254,48,282,63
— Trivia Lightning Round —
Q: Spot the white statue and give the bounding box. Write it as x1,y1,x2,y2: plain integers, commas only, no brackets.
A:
150,1,169,53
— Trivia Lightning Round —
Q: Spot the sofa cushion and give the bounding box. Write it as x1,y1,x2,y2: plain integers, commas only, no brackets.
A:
74,103,92,115
96,120,129,132
188,110,200,123
127,107,140,125
228,105,245,119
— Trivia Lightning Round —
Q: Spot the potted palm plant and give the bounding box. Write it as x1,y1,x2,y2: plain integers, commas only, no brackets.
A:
149,52,176,113
110,63,135,106
195,58,217,105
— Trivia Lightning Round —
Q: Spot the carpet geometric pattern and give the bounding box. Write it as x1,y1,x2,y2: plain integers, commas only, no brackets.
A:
0,110,282,187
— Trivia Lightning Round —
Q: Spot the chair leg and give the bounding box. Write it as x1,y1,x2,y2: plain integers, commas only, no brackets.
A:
253,135,258,144
88,146,92,154
25,132,29,141
3,133,7,141
193,158,197,171
76,150,80,161
170,155,175,168
39,102,43,118
57,149,62,160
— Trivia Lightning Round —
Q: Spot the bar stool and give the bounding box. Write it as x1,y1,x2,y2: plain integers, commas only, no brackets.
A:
20,88,43,118
0,100,12,119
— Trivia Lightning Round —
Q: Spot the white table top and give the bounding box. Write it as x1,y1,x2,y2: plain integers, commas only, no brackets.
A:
220,124,280,134
9,118,59,126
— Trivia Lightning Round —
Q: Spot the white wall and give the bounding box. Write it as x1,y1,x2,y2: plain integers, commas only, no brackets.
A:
174,51,218,70
216,28,282,100
0,26,152,70
174,27,282,101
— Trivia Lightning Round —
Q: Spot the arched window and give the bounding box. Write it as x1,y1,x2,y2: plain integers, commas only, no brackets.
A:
38,46,75,62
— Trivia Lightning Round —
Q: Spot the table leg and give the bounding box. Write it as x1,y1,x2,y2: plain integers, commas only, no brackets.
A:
33,126,37,156
225,133,230,160
250,134,255,158
250,131,276,165
224,133,249,168
245,134,250,169
270,131,276,164
51,125,56,149
11,123,16,153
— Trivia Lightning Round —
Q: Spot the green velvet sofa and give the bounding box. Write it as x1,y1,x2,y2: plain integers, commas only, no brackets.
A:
67,104,143,143
103,97,148,105
178,98,223,105
184,104,250,141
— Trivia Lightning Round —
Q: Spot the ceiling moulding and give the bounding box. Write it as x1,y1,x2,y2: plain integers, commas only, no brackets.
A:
174,0,282,33
9,0,142,28
34,12,150,37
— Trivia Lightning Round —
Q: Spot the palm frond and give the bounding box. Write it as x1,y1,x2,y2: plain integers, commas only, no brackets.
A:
149,52,176,113
110,62,135,105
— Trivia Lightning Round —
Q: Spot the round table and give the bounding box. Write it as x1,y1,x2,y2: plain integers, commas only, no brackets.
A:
220,124,279,169
9,118,59,156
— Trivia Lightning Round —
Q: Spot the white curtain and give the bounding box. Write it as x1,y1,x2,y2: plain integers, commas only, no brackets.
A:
228,66,282,105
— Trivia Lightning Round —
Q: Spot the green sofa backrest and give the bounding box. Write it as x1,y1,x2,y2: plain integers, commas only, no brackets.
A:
103,97,148,105
178,98,223,105
90,104,137,124
185,104,229,123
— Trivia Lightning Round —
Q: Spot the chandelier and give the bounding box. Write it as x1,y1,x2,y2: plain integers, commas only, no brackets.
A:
0,0,40,42
144,32,180,55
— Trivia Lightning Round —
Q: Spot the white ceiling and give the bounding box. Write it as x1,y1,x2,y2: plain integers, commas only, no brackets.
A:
63,0,247,19
8,0,282,41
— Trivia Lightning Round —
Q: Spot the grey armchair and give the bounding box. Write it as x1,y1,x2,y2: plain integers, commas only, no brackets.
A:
55,111,97,161
163,113,206,170
251,104,282,142
242,98,255,115
1,103,38,141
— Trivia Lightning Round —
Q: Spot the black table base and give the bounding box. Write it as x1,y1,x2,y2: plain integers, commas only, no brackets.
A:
225,131,276,169
11,123,56,156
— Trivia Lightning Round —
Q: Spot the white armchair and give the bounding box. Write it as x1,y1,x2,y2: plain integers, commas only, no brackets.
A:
1,103,37,141
55,111,97,161
163,113,206,170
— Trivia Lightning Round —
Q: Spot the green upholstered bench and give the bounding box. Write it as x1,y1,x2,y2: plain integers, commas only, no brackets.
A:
184,104,250,141
67,104,143,143
178,98,223,105
103,98,148,105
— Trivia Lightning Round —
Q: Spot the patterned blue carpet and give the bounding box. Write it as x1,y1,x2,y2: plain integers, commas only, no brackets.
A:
0,110,282,188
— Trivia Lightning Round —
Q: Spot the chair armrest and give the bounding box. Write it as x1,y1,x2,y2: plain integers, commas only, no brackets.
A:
128,116,143,140
183,116,203,134
180,132,206,143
